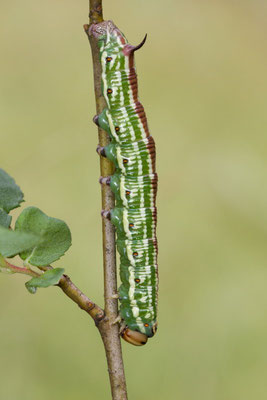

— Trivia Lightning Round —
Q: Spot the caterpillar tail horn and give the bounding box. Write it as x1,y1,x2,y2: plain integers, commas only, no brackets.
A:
132,34,147,52
123,34,147,56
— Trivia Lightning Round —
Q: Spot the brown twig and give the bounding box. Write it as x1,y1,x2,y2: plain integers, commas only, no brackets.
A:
58,274,105,324
83,1,128,399
2,261,105,324
88,0,104,25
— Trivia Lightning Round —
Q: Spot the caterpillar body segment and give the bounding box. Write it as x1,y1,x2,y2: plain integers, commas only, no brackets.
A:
98,105,150,145
110,207,157,240
90,21,158,346
100,173,158,209
104,136,156,176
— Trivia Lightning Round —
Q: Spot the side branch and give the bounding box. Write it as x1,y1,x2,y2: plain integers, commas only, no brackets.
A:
58,274,105,324
2,260,105,325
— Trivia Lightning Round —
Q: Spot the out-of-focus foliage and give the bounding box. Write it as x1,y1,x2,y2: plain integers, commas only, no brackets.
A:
0,168,24,227
0,168,24,214
1,0,267,399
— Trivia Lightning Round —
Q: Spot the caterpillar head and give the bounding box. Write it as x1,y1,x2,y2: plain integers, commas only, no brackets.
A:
121,328,148,346
120,322,158,346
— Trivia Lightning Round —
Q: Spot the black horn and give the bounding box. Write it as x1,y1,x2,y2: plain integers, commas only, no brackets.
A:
123,34,147,56
132,34,147,52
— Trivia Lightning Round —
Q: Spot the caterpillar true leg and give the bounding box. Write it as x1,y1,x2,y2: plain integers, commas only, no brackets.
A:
111,315,122,325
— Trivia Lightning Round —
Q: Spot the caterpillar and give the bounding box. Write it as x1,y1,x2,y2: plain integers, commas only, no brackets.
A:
90,21,158,346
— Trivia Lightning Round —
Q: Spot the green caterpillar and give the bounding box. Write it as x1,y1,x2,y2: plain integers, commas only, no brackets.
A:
90,21,158,346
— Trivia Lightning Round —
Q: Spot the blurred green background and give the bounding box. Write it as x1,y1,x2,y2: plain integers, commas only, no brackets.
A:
1,0,267,399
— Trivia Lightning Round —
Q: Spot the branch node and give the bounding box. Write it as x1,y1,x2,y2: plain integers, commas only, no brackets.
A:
94,312,108,328
86,301,96,312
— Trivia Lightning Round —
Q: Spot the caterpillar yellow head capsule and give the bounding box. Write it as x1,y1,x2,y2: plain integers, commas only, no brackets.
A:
121,328,148,346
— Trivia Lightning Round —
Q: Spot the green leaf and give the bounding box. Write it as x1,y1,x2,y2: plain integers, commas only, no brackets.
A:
26,285,37,294
0,226,41,258
0,210,12,228
0,169,24,213
15,207,72,266
25,268,65,294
